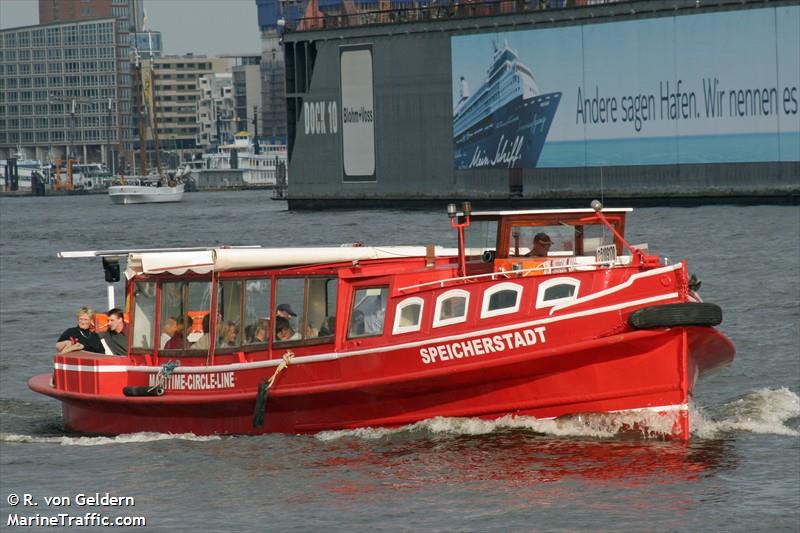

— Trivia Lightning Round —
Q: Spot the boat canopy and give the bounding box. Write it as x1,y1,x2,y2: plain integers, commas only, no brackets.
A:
124,246,460,278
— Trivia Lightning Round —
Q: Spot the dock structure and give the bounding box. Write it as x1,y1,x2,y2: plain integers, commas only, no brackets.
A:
278,0,800,208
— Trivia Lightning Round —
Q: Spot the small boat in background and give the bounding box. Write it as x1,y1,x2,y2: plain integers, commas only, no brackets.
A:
192,132,287,189
108,177,184,204
29,201,734,439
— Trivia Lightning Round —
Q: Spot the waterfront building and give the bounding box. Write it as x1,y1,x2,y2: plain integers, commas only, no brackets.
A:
38,0,144,28
230,56,264,139
0,19,136,167
259,28,286,141
141,55,229,155
196,73,235,149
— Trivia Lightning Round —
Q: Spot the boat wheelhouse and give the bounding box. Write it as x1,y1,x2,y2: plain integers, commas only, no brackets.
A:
29,202,734,438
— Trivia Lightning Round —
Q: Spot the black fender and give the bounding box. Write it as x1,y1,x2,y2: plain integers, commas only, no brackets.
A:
628,303,722,329
123,386,165,397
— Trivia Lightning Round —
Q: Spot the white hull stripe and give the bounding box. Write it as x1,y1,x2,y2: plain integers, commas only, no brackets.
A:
53,291,679,374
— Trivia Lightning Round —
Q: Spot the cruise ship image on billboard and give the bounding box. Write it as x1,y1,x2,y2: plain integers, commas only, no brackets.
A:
453,40,561,170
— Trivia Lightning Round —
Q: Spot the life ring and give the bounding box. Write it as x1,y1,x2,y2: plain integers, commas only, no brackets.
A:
628,303,722,329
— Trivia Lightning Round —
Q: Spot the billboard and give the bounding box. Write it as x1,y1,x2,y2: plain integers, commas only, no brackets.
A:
451,6,800,169
340,46,376,180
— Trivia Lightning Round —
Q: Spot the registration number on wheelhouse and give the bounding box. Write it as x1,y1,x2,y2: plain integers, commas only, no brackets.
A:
420,327,547,364
147,372,236,391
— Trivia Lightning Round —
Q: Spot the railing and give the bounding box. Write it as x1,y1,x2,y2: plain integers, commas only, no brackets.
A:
397,256,630,293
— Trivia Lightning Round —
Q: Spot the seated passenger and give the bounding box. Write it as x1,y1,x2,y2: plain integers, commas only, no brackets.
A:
160,316,177,349
349,310,366,337
275,317,302,342
100,307,128,355
163,315,187,350
56,306,104,354
527,232,553,257
318,316,336,337
305,322,319,338
218,321,240,348
250,319,269,344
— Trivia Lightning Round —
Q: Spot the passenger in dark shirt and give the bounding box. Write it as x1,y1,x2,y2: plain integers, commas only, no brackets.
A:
101,307,128,355
56,306,104,354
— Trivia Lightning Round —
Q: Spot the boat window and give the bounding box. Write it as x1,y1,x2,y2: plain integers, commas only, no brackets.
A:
481,282,522,318
392,297,424,335
131,281,155,351
349,287,389,338
509,224,576,257
433,289,470,328
305,278,338,340
274,278,306,345
243,278,271,348
159,280,212,354
465,220,497,262
275,277,339,345
535,277,581,309
581,224,616,256
216,280,243,351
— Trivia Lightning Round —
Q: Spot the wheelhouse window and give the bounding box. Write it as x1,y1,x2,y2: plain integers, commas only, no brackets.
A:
349,287,388,338
433,289,469,328
392,297,424,335
465,219,498,263
131,281,155,351
159,279,212,354
480,282,522,318
535,277,581,309
275,277,338,345
508,224,576,258
581,224,617,256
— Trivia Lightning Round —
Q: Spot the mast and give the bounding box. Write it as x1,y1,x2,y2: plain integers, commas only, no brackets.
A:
134,48,147,176
147,30,162,176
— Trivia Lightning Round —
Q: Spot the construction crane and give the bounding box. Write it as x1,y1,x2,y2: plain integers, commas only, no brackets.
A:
47,95,115,190
47,94,115,163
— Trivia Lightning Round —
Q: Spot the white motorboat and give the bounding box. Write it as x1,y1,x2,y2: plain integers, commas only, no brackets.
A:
108,178,184,204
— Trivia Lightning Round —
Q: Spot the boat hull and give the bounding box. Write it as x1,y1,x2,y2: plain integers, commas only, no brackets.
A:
28,325,733,438
108,184,184,204
453,92,561,170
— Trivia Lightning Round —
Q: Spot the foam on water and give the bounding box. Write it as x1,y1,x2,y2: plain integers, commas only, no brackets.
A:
691,387,800,439
316,387,800,442
0,432,221,446
316,410,678,442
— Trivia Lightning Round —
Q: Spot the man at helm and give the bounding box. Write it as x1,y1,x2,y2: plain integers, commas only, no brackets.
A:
528,232,553,257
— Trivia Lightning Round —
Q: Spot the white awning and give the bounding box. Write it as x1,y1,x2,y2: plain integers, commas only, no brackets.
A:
125,246,459,278
125,250,215,278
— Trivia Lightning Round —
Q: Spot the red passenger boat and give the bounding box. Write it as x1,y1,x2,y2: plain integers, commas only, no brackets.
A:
29,202,734,439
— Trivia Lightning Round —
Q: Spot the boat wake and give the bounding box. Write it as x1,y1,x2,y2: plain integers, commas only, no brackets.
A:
691,386,800,438
316,387,800,442
0,432,221,446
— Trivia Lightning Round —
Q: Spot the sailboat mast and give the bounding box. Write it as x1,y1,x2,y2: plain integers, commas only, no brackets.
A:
147,31,162,175
135,53,147,176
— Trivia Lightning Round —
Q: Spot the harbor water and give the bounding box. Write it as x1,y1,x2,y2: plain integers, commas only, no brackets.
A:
1,192,798,531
